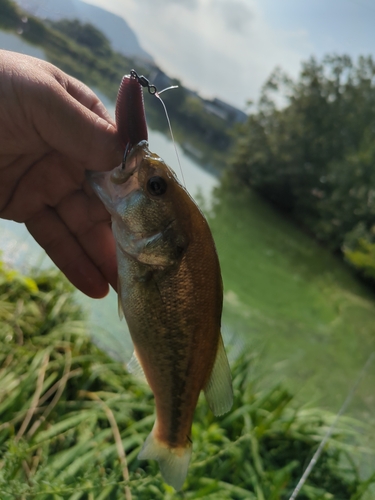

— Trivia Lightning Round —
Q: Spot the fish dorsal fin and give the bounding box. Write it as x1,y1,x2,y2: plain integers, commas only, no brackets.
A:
127,350,148,384
117,277,124,321
204,335,233,416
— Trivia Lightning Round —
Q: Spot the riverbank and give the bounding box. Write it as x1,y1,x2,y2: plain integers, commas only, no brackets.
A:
0,260,373,499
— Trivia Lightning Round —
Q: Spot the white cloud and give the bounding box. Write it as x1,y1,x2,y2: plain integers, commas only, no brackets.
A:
84,0,313,108
213,0,253,33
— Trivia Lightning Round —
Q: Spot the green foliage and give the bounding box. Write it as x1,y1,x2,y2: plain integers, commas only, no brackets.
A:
229,55,375,283
0,0,133,100
344,238,375,280
50,20,112,57
0,260,374,498
0,0,20,29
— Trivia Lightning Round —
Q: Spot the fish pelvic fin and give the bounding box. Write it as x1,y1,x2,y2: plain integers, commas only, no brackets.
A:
117,276,124,321
204,334,233,416
138,429,192,491
127,350,148,384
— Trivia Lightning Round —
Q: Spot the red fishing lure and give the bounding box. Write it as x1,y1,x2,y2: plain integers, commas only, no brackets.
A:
115,72,149,150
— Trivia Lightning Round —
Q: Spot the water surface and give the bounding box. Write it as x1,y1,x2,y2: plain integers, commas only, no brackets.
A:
0,31,46,59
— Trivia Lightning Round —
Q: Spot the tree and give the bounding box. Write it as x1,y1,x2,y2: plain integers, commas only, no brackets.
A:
230,55,375,282
50,19,112,57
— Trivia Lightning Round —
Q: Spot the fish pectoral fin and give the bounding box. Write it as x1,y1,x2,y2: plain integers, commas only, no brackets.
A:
120,231,180,267
204,335,233,416
117,277,124,321
122,233,173,267
127,350,148,384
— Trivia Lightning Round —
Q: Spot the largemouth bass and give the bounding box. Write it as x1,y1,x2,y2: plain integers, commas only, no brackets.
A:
88,74,233,490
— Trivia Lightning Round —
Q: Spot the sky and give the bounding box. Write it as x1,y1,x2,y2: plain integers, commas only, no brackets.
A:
37,0,375,109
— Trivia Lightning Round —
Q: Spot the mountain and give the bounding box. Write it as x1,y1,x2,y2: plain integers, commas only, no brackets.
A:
14,0,153,62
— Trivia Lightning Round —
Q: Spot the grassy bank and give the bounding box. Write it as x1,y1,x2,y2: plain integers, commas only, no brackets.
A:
0,260,374,498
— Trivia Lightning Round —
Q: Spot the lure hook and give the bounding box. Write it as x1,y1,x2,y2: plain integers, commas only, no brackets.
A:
130,69,157,95
121,142,130,169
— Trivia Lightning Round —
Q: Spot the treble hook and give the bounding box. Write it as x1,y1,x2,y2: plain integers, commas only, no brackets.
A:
130,69,157,95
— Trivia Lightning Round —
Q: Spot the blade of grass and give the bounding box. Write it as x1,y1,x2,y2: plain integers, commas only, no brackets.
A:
82,390,132,500
15,351,50,442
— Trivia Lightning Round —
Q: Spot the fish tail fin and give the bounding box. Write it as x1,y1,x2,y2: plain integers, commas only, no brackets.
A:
138,428,192,491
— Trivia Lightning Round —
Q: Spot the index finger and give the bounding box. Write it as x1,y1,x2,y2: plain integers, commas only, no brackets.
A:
65,76,115,125
31,77,123,171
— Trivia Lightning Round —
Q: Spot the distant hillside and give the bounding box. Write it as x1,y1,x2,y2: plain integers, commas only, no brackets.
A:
0,0,135,99
14,0,153,62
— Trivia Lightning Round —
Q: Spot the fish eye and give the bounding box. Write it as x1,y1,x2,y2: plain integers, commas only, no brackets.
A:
147,176,167,196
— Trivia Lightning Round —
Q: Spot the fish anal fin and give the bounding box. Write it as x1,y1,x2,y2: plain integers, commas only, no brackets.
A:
204,335,233,416
127,350,148,384
138,427,192,491
117,277,124,321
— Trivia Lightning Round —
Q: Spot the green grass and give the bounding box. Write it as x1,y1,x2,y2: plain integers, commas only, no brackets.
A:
1,259,374,498
208,185,375,419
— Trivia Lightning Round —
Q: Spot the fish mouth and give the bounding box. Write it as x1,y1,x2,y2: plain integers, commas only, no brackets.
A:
86,141,149,213
87,167,140,215
114,140,149,183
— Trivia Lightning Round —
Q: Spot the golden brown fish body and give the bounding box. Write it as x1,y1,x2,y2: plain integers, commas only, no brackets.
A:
89,141,232,489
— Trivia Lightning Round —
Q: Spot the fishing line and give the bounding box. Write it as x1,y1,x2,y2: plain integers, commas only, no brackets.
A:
288,351,375,500
154,90,186,188
158,86,179,95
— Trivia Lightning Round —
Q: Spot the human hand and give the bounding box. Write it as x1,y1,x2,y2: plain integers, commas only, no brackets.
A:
0,50,123,298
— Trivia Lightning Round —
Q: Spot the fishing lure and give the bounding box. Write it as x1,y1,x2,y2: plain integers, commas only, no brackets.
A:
115,70,184,182
115,70,149,162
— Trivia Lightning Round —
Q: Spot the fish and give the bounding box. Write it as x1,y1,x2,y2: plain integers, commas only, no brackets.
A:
88,73,233,490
